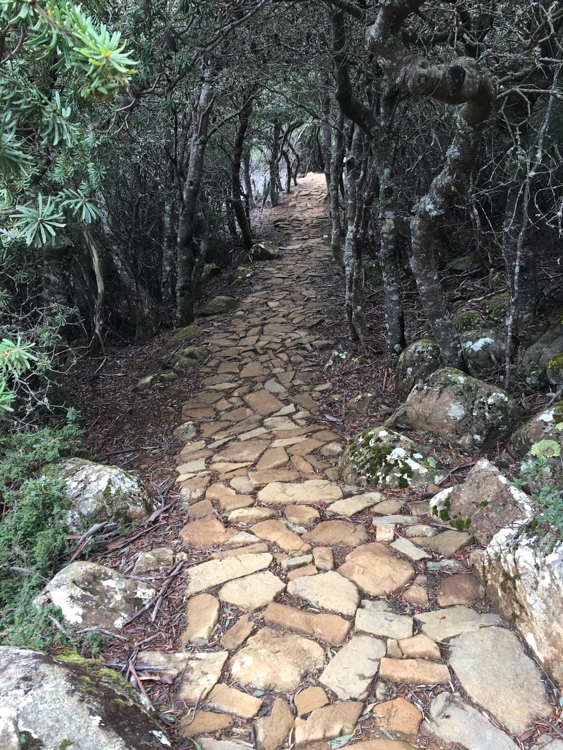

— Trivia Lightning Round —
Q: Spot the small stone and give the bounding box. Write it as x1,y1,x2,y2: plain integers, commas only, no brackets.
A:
375,524,395,542
379,657,450,685
303,520,369,547
355,607,413,640
132,547,174,575
285,505,320,526
186,553,272,595
256,447,289,471
437,573,484,607
257,480,342,505
218,493,255,513
326,493,381,516
405,525,436,537
319,635,386,700
313,547,334,571
320,442,343,457
180,593,220,646
294,687,329,717
186,499,215,519
140,650,228,703
179,515,235,547
244,390,285,416
214,439,269,464
287,564,318,581
423,692,519,750
288,571,360,616
416,606,501,641
386,639,402,658
402,583,428,607
220,613,255,650
252,519,311,554
371,515,420,526
294,702,364,747
372,498,404,515
231,476,254,493
230,627,326,691
398,634,441,660
263,602,351,646
219,571,286,611
255,699,294,750
372,697,423,734
338,544,414,597
281,554,313,571
205,683,262,720
228,507,278,524
225,531,261,546
411,530,472,556
391,537,431,561
178,711,234,738
212,543,268,559
265,379,287,393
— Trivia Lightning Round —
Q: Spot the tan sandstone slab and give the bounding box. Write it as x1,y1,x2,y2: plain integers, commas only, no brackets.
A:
327,493,382,516
294,687,329,717
244,390,285,416
313,547,334,571
264,602,351,645
372,697,423,734
220,613,255,650
437,573,484,607
180,593,220,646
256,447,289,471
139,650,228,703
411,530,472,556
179,516,236,547
178,710,234,738
319,635,385,700
285,505,320,526
213,439,269,464
186,553,272,595
302,520,369,547
230,627,326,691
228,507,278,524
255,699,295,750
257,480,342,505
205,683,263,720
294,701,364,747
338,544,414,597
211,542,269,559
252,519,311,554
398,634,441,660
287,570,360,616
219,570,286,611
186,498,214,519
415,606,501,641
379,657,450,685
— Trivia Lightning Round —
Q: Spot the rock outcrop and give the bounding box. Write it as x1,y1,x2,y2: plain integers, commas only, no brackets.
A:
395,339,442,401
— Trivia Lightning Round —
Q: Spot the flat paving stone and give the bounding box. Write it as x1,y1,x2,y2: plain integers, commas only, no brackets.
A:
372,697,423,734
228,507,278,524
178,711,234,738
214,439,269,463
179,516,236,547
230,627,325,691
423,692,519,750
294,701,364,747
244,390,285,415
313,546,334,571
398,633,441,660
338,543,414,597
285,505,320,526
263,602,351,645
449,626,551,736
355,606,414,640
257,479,343,505
180,593,220,646
415,606,501,641
140,650,228,703
287,570,360,616
326,493,382,516
256,447,288,471
251,519,311,554
437,573,484,607
220,613,255,650
391,536,431,561
254,699,294,750
219,570,286,611
319,635,385,700
294,687,329,717
411,529,472,556
186,553,273,595
302,520,369,546
379,657,450,685
205,683,263,720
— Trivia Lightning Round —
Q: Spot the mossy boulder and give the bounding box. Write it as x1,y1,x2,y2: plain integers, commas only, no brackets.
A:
547,353,563,386
460,328,505,370
453,311,486,333
158,324,201,356
134,370,177,391
516,323,563,388
405,368,522,453
174,345,208,369
0,647,170,750
446,255,476,273
517,318,550,349
395,339,442,402
51,457,155,532
229,266,253,285
247,241,282,261
200,296,239,316
339,427,442,489
201,263,221,285
364,259,383,289
508,401,563,460
484,293,509,321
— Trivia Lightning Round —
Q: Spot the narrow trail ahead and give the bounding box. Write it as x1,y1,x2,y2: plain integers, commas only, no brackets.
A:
145,174,561,750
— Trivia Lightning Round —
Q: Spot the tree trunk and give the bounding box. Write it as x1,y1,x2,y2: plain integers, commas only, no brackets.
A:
161,198,176,305
269,121,282,206
329,111,346,268
82,225,106,355
231,89,255,250
177,79,215,325
503,185,537,331
242,147,254,209
43,236,74,340
192,205,211,300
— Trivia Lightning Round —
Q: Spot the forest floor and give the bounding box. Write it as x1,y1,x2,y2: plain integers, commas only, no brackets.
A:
67,174,563,750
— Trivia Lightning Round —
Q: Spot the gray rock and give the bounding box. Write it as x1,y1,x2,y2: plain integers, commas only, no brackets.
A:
158,324,202,355
516,324,563,388
34,561,154,631
423,692,519,750
319,635,385,700
395,339,442,402
405,368,522,453
355,607,413,640
247,241,282,261
0,647,170,749
415,606,501,641
201,296,239,316
461,328,506,369
449,627,551,736
51,458,155,532
134,370,178,391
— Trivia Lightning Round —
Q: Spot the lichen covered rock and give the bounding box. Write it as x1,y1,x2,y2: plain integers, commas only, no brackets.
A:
547,353,563,386
484,293,509,321
158,324,201,356
429,459,532,542
229,266,253,285
174,345,208,369
201,263,220,285
53,458,155,531
134,370,177,391
508,402,563,493
34,561,155,631
201,296,239,316
0,646,170,749
516,324,563,389
247,241,282,261
339,427,441,489
471,517,563,686
453,311,486,333
395,339,442,402
405,368,522,453
460,329,505,370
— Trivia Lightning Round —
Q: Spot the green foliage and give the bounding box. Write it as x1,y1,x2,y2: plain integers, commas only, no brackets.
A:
0,414,82,648
513,444,563,538
0,337,38,411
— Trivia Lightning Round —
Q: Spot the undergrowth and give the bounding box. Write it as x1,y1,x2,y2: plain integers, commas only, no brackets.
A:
0,411,86,649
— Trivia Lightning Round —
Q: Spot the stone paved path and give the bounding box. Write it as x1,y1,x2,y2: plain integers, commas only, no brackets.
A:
149,175,562,750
